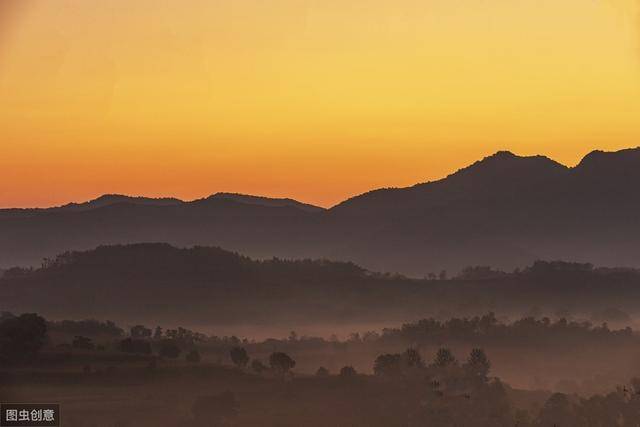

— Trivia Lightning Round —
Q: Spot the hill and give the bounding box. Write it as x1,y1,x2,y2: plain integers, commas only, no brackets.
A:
2,244,640,327
207,192,324,213
1,148,640,275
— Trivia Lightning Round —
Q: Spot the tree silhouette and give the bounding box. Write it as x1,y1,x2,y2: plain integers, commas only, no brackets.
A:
130,325,152,339
230,346,249,369
269,352,295,376
537,393,574,426
0,313,47,363
464,348,491,380
153,326,163,340
339,366,357,378
433,348,456,368
404,348,424,368
373,353,402,377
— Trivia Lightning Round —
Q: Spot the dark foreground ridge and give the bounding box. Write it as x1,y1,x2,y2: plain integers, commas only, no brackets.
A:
2,243,640,326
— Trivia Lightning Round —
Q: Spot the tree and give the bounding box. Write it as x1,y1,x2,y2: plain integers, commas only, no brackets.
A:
433,348,456,368
464,348,491,380
374,353,402,377
186,349,201,363
0,313,47,363
269,352,295,376
130,325,152,339
153,326,163,340
229,346,249,369
159,339,181,359
251,359,268,374
404,348,424,368
315,366,330,377
48,319,123,339
537,393,574,426
72,335,95,350
339,366,357,378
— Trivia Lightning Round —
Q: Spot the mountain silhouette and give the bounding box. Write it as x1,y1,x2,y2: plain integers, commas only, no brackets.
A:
57,194,184,212
1,147,639,275
330,151,568,217
206,192,325,213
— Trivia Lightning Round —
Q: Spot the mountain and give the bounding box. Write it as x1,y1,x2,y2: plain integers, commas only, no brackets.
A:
0,195,184,219
0,193,323,218
326,148,640,274
330,151,569,217
0,194,321,269
1,148,639,275
207,193,325,213
56,194,183,212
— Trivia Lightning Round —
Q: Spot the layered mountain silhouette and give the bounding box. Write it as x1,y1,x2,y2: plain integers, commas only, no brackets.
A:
1,147,639,275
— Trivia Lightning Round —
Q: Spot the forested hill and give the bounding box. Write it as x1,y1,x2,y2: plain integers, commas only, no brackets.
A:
0,244,379,324
2,244,640,327
34,243,366,282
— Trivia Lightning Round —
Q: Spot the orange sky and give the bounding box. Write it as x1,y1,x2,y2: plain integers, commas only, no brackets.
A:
1,0,640,208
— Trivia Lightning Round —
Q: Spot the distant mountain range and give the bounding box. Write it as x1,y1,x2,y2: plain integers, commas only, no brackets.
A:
2,147,640,275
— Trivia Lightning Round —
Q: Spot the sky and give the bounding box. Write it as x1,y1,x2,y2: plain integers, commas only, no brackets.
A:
1,0,639,208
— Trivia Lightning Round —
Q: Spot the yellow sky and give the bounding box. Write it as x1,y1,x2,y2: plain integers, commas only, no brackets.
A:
1,0,639,208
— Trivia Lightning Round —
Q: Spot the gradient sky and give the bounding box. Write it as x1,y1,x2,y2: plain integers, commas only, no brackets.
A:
1,0,639,208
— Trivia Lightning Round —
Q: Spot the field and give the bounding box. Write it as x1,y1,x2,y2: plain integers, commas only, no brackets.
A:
2,351,550,427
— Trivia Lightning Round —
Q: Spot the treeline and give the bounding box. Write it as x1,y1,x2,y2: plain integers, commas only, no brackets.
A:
4,311,638,362
7,244,640,286
4,244,640,326
380,312,636,348
10,244,640,282
446,260,640,282
3,312,640,425
29,243,367,281
118,339,640,425
0,313,46,364
48,319,124,338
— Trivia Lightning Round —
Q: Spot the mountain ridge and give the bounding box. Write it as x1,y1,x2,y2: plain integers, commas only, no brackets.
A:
2,147,635,214
1,147,639,275
0,193,324,216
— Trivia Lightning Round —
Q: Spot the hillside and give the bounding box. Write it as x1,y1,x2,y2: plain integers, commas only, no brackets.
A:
2,244,640,327
2,148,640,275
